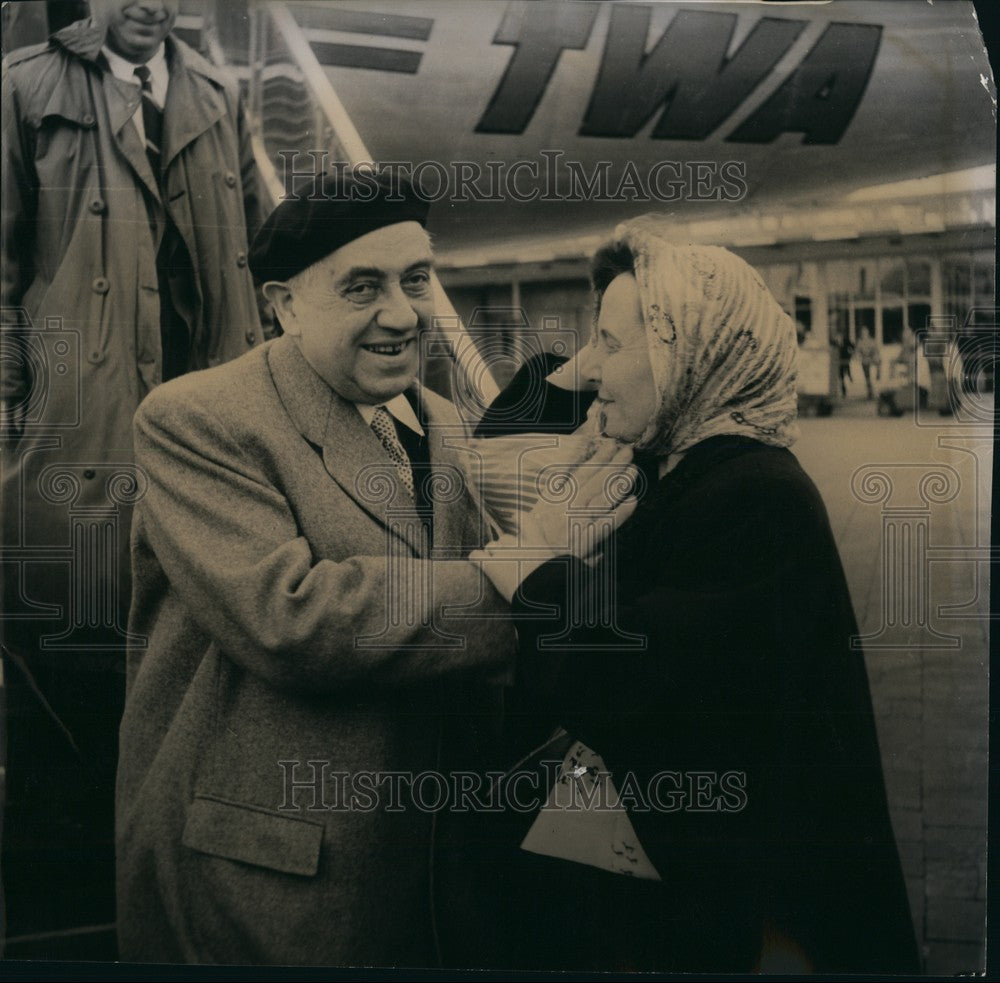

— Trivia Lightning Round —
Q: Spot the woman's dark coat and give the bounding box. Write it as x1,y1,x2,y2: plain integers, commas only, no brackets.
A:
468,354,919,973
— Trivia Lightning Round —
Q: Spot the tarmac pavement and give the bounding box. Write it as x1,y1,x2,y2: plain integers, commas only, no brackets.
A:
793,389,991,974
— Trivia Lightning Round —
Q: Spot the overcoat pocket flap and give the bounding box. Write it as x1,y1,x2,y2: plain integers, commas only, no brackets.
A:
182,795,323,876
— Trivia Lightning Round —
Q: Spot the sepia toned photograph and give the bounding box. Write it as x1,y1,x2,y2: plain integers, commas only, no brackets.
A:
0,0,994,975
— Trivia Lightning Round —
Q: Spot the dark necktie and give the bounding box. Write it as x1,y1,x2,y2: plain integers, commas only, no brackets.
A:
370,406,415,499
133,64,163,176
133,64,193,381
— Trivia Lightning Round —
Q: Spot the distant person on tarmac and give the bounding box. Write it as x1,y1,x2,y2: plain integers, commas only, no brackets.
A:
835,329,855,398
857,328,880,400
891,326,917,379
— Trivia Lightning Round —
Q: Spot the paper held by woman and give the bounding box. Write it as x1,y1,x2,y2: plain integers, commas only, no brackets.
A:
520,739,662,882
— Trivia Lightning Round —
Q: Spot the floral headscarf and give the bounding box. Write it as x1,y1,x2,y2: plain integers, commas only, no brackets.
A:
598,216,800,457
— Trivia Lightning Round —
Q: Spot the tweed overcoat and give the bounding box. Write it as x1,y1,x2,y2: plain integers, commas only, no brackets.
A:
117,336,515,965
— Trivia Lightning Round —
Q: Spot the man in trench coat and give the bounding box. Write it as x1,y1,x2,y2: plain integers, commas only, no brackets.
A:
116,173,515,965
1,1,266,624
0,1,266,950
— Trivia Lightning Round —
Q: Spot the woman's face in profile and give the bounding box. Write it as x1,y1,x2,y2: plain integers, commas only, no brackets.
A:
591,274,657,443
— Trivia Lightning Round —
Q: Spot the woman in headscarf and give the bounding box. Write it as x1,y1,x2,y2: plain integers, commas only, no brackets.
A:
462,218,919,974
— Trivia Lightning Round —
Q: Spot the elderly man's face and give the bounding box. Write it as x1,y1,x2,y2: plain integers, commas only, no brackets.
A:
271,222,435,405
91,0,178,63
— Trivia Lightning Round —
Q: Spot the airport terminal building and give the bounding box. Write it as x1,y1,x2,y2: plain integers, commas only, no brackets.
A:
435,172,995,400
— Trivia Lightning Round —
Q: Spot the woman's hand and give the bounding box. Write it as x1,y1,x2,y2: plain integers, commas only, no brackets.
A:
517,440,638,556
471,441,639,603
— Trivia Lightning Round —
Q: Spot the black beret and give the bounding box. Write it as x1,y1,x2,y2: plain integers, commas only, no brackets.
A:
249,169,430,283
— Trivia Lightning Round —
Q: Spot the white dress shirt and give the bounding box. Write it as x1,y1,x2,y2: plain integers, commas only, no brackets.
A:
355,393,424,437
101,43,169,145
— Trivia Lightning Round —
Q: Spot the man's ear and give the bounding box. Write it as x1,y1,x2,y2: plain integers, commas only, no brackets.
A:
262,281,298,336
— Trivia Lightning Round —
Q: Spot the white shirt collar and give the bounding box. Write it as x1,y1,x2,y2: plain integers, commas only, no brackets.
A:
101,42,169,107
355,393,424,437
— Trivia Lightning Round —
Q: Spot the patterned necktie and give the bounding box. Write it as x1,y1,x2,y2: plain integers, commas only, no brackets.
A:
370,406,415,498
133,64,163,175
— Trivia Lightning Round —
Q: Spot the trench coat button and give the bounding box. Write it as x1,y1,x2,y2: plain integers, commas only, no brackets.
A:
225,171,237,188
236,251,247,268
83,468,96,480
82,113,95,127
245,330,256,344
88,197,106,214
92,276,110,294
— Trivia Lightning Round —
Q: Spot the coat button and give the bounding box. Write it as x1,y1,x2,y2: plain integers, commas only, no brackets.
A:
92,276,110,294
225,171,237,188
236,251,247,268
89,197,106,214
82,113,95,126
245,330,256,344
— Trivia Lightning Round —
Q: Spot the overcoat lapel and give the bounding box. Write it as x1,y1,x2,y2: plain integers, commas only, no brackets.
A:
320,396,428,558
99,70,162,205
49,18,162,207
268,337,426,557
160,39,227,173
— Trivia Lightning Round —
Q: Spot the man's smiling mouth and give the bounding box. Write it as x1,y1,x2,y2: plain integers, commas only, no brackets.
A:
361,340,412,356
125,16,168,28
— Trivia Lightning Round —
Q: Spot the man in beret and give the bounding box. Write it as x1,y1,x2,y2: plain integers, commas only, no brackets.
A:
115,172,515,965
